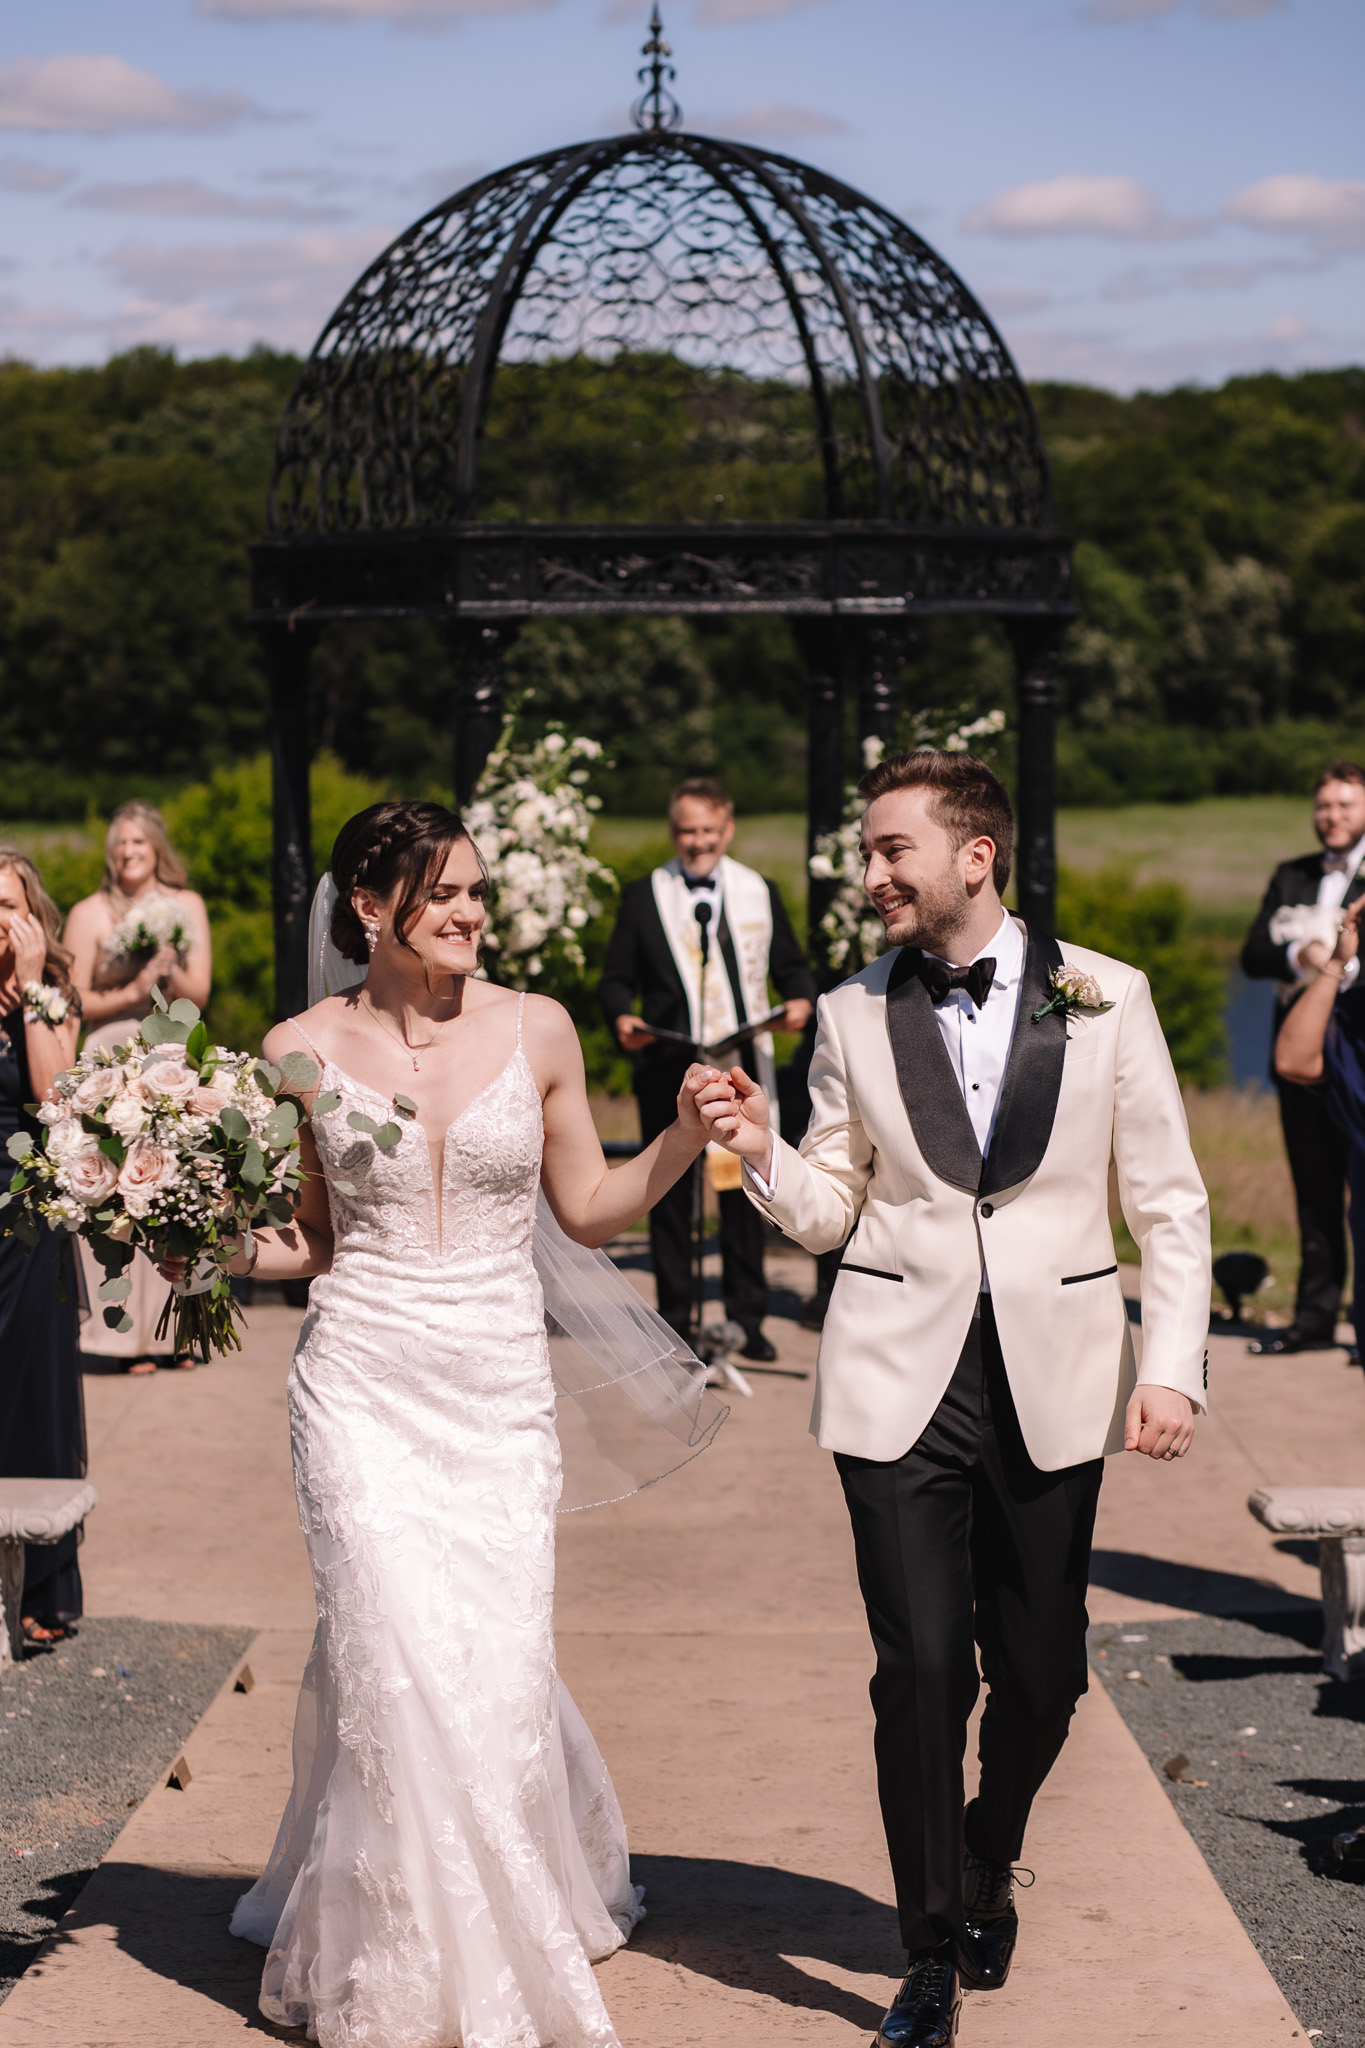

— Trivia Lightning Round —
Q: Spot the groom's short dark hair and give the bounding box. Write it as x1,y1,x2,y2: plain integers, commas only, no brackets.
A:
857,749,1015,894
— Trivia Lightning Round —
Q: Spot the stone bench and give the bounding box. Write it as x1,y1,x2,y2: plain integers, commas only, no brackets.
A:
0,1479,98,1664
1248,1487,1365,1681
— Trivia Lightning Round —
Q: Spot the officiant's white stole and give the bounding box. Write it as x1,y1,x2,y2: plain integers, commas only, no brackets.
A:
651,856,778,1109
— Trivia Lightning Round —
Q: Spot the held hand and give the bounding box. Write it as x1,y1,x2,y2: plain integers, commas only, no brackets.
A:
616,1013,657,1051
676,1064,727,1143
1299,937,1331,973
8,913,48,987
1124,1383,1195,1461
698,1065,771,1162
136,944,179,996
781,998,812,1034
1332,898,1364,966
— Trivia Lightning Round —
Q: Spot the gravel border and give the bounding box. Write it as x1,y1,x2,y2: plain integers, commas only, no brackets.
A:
0,1616,253,2004
1090,1612,1365,2043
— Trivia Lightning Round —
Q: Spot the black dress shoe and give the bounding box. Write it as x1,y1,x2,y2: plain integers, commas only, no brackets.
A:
958,1843,1025,1990
873,1949,960,2046
1245,1326,1338,1356
738,1323,777,1362
1325,1824,1365,1881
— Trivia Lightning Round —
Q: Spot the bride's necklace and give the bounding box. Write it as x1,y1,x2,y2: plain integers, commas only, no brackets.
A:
361,992,459,1073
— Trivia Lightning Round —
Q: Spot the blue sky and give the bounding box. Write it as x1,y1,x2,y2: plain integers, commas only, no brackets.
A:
0,0,1359,390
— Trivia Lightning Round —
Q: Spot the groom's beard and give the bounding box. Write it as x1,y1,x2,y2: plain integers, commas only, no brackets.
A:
873,868,973,957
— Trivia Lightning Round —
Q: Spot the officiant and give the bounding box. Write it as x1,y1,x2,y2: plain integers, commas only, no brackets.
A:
598,777,815,1358
1242,760,1365,1356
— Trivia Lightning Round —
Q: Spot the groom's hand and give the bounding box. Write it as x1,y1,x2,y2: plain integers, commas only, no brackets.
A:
676,1064,728,1143
1124,1382,1195,1461
698,1067,772,1170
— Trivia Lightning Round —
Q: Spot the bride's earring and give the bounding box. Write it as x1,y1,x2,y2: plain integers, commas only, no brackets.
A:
364,920,380,955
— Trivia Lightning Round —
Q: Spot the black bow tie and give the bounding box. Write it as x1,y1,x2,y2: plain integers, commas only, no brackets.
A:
681,870,717,891
918,955,996,1009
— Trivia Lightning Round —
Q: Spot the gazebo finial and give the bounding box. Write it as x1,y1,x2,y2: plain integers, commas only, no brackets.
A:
631,4,682,133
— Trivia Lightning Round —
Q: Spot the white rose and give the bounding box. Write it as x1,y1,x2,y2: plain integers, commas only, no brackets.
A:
47,1119,99,1163
106,1091,151,1141
117,1136,179,1218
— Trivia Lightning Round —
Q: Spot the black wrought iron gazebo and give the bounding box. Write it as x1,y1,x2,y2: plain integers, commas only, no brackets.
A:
253,9,1073,1015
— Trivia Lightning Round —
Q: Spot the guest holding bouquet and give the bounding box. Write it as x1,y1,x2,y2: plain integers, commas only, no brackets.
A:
65,802,211,1372
0,849,85,1647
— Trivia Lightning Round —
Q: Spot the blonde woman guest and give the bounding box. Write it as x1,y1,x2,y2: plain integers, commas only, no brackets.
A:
65,802,211,1373
0,851,85,1646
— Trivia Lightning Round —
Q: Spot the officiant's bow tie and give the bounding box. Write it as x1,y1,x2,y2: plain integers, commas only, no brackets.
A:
681,870,718,891
1323,852,1354,874
918,955,996,1009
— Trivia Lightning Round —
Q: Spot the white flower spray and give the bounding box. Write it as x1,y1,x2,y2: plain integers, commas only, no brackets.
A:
808,710,1007,975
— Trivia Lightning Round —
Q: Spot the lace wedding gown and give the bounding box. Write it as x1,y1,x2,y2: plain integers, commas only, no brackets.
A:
230,997,643,2048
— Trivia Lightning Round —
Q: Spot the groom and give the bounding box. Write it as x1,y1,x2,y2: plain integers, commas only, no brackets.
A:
699,749,1210,2046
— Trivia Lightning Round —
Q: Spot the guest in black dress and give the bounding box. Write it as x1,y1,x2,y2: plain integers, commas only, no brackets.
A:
0,850,84,1647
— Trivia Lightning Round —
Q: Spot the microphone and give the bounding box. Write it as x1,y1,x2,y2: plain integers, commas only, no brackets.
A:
694,898,712,968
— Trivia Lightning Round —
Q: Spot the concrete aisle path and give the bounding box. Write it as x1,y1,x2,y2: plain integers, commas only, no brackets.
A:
0,1271,1309,2046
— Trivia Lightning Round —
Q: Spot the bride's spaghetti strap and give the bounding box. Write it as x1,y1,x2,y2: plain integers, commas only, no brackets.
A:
516,990,525,1048
286,1016,327,1066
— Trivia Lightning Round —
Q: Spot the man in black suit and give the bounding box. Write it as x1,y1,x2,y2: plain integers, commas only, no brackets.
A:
598,778,815,1357
1242,760,1365,1355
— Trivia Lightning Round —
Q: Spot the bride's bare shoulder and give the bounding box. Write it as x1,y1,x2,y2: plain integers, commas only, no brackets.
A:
262,994,360,1066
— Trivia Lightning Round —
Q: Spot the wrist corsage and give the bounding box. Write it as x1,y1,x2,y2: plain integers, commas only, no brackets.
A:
1033,964,1114,1025
22,981,73,1027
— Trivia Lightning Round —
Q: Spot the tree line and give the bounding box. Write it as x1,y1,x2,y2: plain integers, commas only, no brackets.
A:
0,346,1361,820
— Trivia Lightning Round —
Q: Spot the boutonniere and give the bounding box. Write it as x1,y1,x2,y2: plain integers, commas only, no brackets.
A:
1033,964,1114,1025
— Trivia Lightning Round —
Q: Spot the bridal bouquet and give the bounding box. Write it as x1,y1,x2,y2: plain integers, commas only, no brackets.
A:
466,722,615,990
0,992,328,1360
107,896,190,966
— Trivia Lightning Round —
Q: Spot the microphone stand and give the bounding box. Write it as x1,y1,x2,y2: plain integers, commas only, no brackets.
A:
691,897,753,1398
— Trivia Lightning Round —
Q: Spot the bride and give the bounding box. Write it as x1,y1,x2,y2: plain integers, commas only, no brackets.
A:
192,800,730,2048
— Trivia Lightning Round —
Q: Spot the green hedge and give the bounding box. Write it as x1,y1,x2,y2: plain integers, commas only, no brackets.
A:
1055,863,1227,1087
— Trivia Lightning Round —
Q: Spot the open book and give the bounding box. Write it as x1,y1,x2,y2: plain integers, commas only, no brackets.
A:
632,1006,790,1062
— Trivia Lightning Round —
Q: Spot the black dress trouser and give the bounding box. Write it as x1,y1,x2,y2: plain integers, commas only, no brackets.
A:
1276,1077,1350,1342
835,1299,1102,1959
635,1058,768,1339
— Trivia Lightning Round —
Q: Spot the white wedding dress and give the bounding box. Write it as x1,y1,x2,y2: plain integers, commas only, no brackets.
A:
230,997,644,2048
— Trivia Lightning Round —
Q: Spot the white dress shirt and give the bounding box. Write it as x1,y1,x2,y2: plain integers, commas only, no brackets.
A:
1286,834,1365,986
746,909,1023,1201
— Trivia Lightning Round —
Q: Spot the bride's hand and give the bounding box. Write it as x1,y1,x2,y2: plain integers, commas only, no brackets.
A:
676,1064,732,1143
1332,899,1364,965
156,1255,190,1284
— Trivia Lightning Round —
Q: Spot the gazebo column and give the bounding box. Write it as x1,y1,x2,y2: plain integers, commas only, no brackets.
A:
795,620,846,982
261,622,318,1023
450,621,521,808
1008,618,1068,937
854,620,914,760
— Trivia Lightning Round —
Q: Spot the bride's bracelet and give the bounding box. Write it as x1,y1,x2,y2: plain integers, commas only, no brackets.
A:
1319,961,1348,982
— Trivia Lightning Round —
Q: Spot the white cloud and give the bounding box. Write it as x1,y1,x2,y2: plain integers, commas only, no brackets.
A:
1102,253,1322,299
1224,175,1365,254
1260,313,1312,342
707,102,847,140
1000,318,1329,391
981,288,1052,317
73,177,347,222
0,154,74,193
0,55,261,134
91,228,395,354
198,0,553,24
1202,0,1286,15
963,174,1199,241
1083,0,1285,17
695,0,827,19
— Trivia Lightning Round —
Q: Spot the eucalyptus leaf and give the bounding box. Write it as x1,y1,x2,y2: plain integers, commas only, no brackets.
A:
104,1306,134,1332
252,1061,280,1097
278,1051,319,1091
374,1122,403,1151
6,1132,32,1161
98,1275,133,1303
347,1111,381,1138
241,1142,267,1188
149,985,169,1015
330,1178,357,1198
393,1093,418,1119
0,1192,12,1212
313,1089,342,1115
168,998,200,1026
220,1106,251,1143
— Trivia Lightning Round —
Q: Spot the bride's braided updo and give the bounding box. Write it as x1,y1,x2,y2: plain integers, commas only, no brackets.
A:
330,801,487,965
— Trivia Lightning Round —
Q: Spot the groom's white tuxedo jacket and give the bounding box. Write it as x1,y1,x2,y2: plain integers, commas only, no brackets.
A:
747,921,1211,1471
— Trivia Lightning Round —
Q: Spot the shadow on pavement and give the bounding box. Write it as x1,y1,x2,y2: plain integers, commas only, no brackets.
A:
628,1854,896,2028
1088,1547,1318,1620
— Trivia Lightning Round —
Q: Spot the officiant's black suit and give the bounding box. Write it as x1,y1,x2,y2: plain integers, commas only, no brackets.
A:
598,876,815,1339
1243,853,1365,1343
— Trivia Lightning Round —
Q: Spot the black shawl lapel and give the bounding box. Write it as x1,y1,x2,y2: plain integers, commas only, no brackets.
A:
884,948,983,1194
979,923,1067,1198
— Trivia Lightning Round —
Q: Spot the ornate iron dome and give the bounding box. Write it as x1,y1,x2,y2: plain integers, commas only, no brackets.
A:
252,12,1068,626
